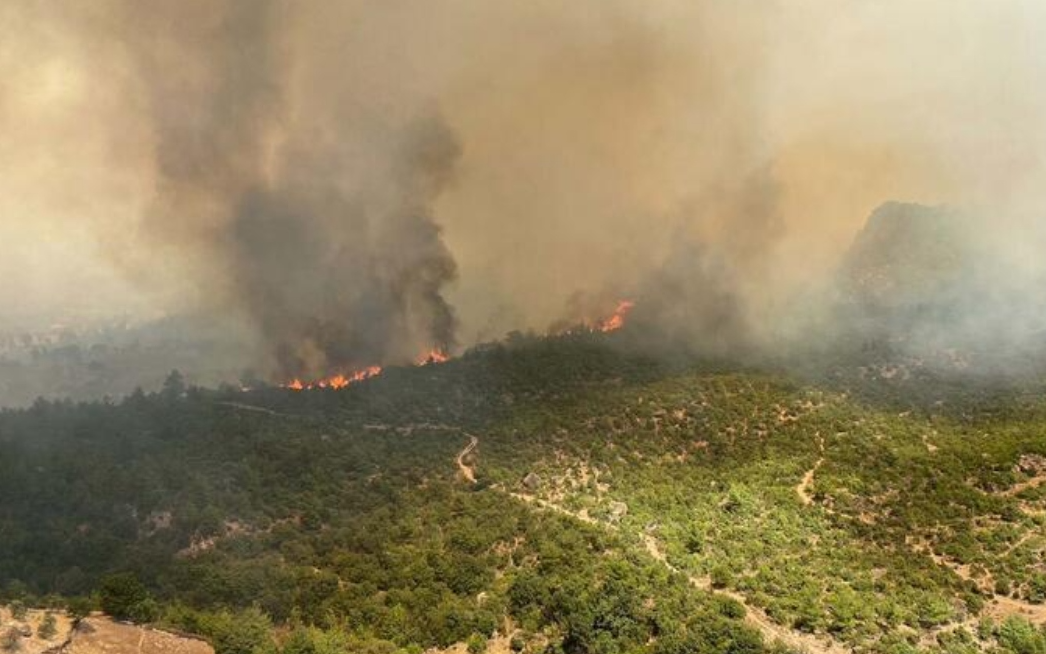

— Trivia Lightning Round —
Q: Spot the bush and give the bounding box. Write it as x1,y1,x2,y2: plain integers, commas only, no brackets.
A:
713,596,746,620
128,597,160,624
997,616,1046,654
200,607,274,654
98,574,152,623
466,633,487,654
65,597,94,621
37,614,57,640
710,565,734,590
1027,575,1046,604
509,634,526,652
0,627,20,652
8,602,26,621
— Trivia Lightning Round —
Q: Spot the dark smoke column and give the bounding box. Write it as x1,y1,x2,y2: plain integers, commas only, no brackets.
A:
121,1,460,380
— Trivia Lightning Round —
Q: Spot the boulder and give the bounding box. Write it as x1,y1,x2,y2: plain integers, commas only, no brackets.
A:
522,472,542,491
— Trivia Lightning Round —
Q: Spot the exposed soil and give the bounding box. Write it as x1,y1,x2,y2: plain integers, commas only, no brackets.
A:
215,402,300,418
910,537,1046,625
0,606,75,654
796,434,826,506
425,632,515,654
0,610,212,654
641,535,850,654
60,616,213,654
457,435,479,484
1001,474,1046,498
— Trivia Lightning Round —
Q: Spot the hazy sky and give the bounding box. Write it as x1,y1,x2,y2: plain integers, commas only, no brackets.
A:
2,1,1044,346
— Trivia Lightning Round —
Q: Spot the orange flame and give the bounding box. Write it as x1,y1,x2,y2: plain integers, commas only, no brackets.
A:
416,348,450,365
595,300,635,333
283,365,383,391
281,347,451,391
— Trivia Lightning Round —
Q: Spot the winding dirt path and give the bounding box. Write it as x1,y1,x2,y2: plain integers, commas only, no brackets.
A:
216,401,299,418
642,535,849,654
515,498,848,653
797,434,826,506
457,435,479,484
1001,530,1037,558
1001,474,1046,497
510,492,603,526
910,536,1046,625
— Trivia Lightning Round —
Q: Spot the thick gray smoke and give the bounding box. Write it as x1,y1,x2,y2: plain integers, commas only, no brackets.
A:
836,203,1046,361
4,0,1046,391
115,1,460,379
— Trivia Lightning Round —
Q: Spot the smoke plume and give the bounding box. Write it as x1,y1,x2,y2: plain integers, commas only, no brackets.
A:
3,0,1046,384
110,1,462,379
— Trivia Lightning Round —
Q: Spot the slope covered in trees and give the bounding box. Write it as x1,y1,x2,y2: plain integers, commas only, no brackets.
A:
2,334,1046,654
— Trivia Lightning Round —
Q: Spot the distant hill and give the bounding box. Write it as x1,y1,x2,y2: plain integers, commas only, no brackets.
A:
840,201,975,311
0,315,255,409
826,202,1046,384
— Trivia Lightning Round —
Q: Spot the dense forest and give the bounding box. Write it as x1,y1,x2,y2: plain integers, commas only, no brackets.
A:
2,333,1046,654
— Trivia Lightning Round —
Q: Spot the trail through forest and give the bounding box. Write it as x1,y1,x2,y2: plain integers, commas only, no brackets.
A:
796,434,826,506
456,436,478,484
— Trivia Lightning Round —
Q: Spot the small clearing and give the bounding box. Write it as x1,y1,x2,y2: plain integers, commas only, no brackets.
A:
508,492,603,527
985,596,1046,625
61,615,213,654
0,606,75,654
424,631,516,654
0,610,212,654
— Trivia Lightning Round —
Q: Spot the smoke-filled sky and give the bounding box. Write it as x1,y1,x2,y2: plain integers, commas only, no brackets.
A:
2,1,1046,376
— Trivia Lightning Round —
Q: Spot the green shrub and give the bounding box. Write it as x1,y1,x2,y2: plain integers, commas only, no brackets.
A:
65,597,94,621
466,633,487,654
8,602,26,621
36,614,57,640
509,634,526,652
710,565,734,589
0,627,20,652
98,574,152,623
997,616,1046,654
200,607,275,654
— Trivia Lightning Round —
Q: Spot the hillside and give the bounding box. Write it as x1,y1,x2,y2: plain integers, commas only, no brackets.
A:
2,334,1046,654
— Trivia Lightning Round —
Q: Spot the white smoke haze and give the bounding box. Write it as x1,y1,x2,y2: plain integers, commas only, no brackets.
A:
2,0,1046,390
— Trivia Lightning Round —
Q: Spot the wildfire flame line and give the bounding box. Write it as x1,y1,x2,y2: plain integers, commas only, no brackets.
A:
416,348,450,365
279,299,633,392
555,299,636,336
282,348,449,391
